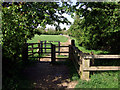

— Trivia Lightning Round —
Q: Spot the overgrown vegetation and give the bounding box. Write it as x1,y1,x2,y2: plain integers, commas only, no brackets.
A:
68,2,120,54
70,37,109,54
2,2,70,89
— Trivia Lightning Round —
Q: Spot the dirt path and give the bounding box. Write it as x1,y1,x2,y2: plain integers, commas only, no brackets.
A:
23,35,78,89
23,62,77,89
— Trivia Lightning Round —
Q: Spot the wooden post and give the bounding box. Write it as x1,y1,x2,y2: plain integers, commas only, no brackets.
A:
40,41,43,54
80,58,90,81
45,40,46,53
69,45,72,60
71,39,75,46
38,40,40,43
38,40,41,62
22,43,28,63
91,52,94,65
32,44,34,57
51,44,56,63
38,43,40,62
58,41,60,55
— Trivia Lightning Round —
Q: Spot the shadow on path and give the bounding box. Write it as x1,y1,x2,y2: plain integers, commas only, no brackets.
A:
23,61,74,89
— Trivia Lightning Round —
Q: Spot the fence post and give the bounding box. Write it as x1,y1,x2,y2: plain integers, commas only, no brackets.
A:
38,43,40,62
51,44,56,63
71,39,75,46
69,45,72,60
32,44,34,57
81,58,90,81
40,41,43,54
45,40,47,53
22,43,28,63
58,41,60,55
91,52,94,65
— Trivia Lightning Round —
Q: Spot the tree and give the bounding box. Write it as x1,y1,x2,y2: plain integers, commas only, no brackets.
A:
69,2,120,52
2,2,71,60
2,2,71,89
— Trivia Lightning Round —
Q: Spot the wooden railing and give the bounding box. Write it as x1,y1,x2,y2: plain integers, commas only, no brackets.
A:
38,40,60,55
22,41,69,63
69,40,120,81
22,39,120,81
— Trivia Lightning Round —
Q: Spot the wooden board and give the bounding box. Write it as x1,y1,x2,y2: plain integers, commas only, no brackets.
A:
83,55,120,59
84,66,120,71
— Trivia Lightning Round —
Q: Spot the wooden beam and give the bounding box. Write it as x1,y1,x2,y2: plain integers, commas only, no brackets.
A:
83,55,120,59
28,57,51,58
27,43,51,46
55,52,69,53
56,46,69,47
84,66,120,71
81,58,90,81
51,44,56,63
55,58,68,59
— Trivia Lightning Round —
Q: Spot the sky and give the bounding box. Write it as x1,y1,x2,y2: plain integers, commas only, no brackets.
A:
38,0,77,30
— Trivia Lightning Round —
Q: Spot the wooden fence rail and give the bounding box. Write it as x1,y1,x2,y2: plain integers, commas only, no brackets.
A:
69,39,120,81
22,39,120,81
38,40,60,55
22,41,69,63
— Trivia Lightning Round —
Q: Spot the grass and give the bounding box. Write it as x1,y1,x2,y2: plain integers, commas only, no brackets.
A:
70,37,109,54
27,34,68,43
69,59,120,88
27,34,68,53
27,34,68,57
75,71,119,88
57,55,68,58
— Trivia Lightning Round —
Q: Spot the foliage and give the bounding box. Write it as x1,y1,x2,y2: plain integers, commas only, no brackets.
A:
70,37,109,54
68,2,120,53
2,2,70,89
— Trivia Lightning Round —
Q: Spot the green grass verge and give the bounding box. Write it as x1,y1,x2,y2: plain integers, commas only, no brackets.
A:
75,71,119,88
27,35,68,43
70,37,109,54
